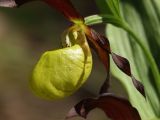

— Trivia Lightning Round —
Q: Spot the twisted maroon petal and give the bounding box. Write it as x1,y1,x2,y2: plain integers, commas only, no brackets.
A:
111,52,131,76
85,27,145,97
111,52,145,97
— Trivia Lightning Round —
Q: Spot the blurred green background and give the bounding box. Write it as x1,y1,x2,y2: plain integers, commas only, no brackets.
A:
0,0,126,120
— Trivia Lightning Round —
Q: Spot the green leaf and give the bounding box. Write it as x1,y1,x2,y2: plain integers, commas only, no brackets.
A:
124,0,160,68
106,3,160,119
107,25,156,120
151,118,160,120
95,0,121,17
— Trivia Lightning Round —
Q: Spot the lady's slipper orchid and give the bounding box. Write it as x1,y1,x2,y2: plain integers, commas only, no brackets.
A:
0,0,147,120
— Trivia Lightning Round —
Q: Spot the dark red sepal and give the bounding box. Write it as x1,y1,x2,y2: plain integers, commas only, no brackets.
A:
66,93,141,120
0,0,83,22
44,0,83,22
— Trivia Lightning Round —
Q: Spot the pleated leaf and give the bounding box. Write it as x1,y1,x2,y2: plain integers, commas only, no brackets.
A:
107,3,159,119
95,0,121,17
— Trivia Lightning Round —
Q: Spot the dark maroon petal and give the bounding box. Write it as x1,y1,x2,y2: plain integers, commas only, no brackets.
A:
111,52,131,76
66,93,141,120
99,77,110,94
132,76,145,97
111,52,145,97
85,27,145,97
86,27,110,93
44,0,83,22
89,28,111,52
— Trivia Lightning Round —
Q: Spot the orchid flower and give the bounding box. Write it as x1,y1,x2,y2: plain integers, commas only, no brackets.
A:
0,0,153,120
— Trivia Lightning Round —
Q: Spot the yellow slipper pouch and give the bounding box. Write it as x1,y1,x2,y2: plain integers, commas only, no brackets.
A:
30,29,92,100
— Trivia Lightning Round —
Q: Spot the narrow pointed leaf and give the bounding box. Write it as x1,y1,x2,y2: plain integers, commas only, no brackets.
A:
129,0,160,68
105,0,121,17
95,0,121,17
66,93,141,120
